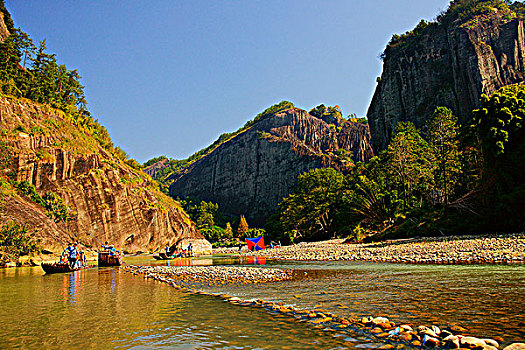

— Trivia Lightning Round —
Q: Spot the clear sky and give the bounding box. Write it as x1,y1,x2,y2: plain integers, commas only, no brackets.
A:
5,0,450,163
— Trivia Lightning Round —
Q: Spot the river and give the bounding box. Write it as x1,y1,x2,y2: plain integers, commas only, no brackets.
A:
0,256,523,349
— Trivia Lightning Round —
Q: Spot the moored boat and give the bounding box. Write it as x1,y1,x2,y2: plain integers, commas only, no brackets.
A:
41,262,84,274
98,250,123,267
153,252,174,260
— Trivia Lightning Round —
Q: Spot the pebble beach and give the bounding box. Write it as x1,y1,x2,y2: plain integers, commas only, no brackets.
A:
215,233,525,264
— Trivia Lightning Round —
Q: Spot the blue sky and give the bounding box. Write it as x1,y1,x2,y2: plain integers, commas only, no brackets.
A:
6,0,450,163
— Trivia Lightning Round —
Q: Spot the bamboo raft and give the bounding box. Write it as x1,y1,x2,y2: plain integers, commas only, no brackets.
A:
41,262,88,274
153,252,175,260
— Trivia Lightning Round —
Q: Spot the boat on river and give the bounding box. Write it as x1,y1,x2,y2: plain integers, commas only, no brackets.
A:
41,262,88,274
98,250,123,266
153,252,174,260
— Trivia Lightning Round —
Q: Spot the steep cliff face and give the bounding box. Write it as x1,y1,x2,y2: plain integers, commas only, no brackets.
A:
368,10,525,152
169,108,373,225
0,2,12,42
0,96,211,254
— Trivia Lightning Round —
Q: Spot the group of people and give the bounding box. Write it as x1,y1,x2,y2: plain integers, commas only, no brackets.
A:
102,241,120,257
60,242,87,269
165,243,193,258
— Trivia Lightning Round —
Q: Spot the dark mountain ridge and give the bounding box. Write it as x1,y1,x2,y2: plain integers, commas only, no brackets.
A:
368,0,525,152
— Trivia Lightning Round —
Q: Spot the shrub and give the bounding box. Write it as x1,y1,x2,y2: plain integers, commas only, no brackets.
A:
0,221,41,264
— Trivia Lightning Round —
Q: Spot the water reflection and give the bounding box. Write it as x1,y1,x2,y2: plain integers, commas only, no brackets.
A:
0,266,356,349
200,261,525,343
243,256,266,265
59,270,85,303
1,259,523,349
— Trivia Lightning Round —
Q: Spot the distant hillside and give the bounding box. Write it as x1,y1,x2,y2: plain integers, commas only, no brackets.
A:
155,103,373,225
368,0,525,152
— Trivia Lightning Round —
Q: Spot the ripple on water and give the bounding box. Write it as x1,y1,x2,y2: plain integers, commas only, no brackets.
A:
1,259,524,349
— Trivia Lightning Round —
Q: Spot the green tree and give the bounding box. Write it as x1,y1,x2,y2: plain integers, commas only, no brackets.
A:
199,226,228,243
0,221,41,264
384,122,433,210
426,107,462,206
178,197,218,230
224,222,233,237
246,228,265,238
42,191,71,223
279,167,344,242
470,84,525,229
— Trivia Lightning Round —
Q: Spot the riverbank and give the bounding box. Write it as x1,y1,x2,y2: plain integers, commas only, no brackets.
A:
124,264,525,350
215,233,525,264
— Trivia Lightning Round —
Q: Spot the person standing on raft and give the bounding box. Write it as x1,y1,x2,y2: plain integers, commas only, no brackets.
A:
64,242,79,268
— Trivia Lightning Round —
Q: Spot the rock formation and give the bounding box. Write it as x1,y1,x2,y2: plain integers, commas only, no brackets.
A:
0,96,211,254
169,107,373,225
144,158,169,177
0,2,12,42
367,8,525,152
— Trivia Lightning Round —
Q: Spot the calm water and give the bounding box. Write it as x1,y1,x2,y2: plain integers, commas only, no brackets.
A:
0,256,523,349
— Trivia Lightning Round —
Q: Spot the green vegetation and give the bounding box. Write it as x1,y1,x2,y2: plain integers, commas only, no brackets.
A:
269,86,525,243
0,1,15,34
0,221,41,265
0,174,15,200
383,0,524,58
278,168,345,242
178,197,233,245
470,84,525,230
143,156,168,168
0,9,142,168
178,197,265,247
14,181,71,223
309,104,342,120
244,100,294,128
0,32,87,115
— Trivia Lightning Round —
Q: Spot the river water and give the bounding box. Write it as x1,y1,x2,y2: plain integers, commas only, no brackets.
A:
0,256,523,349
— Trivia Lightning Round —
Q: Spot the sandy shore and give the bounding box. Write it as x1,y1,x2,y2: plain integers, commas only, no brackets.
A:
214,233,525,264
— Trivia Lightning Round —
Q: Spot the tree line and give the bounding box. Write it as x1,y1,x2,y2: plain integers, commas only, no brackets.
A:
178,197,265,247
266,85,525,244
0,29,87,114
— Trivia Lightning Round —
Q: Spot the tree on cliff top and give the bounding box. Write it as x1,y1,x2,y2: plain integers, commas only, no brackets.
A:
309,104,342,119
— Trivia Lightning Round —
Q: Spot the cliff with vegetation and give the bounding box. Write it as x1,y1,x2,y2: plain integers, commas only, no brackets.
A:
0,3,210,260
163,103,373,225
0,96,210,255
368,0,525,152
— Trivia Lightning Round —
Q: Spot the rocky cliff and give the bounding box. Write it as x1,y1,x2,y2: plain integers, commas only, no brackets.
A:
0,96,211,254
0,1,12,42
367,5,525,152
168,107,373,225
